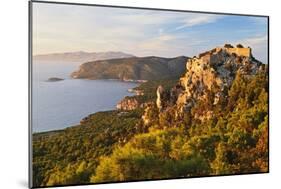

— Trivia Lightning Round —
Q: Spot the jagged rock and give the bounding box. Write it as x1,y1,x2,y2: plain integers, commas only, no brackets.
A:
157,45,264,121
142,104,151,125
116,97,139,111
156,85,164,110
169,84,184,104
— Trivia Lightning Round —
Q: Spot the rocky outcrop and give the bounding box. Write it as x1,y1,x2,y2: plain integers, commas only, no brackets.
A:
155,44,264,121
141,103,153,125
116,87,146,111
116,97,140,111
156,86,164,110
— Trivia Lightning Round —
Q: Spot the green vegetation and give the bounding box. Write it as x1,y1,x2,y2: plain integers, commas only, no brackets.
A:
125,79,178,104
33,109,144,187
71,56,189,80
91,69,268,181
33,68,268,187
91,128,210,182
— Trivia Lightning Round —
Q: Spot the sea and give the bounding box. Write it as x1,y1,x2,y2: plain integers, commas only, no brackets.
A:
32,61,138,133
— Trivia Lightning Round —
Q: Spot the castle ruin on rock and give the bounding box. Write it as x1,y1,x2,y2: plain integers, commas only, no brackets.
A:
155,44,263,121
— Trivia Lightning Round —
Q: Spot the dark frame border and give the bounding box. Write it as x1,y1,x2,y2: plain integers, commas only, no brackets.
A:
28,0,270,188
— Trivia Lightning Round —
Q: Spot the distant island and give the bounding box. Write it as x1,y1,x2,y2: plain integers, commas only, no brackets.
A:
33,51,134,62
71,56,189,81
46,77,64,82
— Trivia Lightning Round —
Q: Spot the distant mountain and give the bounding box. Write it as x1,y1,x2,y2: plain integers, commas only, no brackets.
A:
33,51,134,62
71,56,189,81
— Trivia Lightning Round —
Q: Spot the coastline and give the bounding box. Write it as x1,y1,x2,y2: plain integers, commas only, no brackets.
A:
72,76,148,83
33,78,143,134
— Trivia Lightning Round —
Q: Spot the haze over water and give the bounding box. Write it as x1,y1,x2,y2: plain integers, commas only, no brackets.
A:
32,61,137,132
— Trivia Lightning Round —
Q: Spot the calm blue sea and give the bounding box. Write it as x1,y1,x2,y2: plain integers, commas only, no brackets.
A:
32,61,137,133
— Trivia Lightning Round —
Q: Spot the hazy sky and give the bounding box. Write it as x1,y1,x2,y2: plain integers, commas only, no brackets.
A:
33,2,268,63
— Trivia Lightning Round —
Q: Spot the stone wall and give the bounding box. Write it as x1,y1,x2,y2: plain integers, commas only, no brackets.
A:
199,46,251,65
226,47,251,57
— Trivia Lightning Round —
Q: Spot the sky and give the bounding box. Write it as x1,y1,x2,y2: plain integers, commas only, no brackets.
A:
33,2,268,63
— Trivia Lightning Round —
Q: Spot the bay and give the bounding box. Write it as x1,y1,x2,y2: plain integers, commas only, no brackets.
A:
32,61,137,132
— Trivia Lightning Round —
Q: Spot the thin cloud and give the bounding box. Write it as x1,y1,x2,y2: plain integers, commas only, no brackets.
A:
33,3,267,59
243,35,268,45
175,15,223,30
232,35,268,63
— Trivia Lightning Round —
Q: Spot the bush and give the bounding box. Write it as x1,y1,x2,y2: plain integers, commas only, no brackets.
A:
236,44,244,48
224,44,234,48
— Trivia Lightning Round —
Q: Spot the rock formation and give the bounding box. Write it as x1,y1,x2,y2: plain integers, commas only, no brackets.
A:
141,103,154,125
156,85,164,111
116,97,140,111
155,44,264,120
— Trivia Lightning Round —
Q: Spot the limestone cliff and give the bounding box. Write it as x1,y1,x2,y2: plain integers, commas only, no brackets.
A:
155,44,265,121
116,97,141,111
156,86,164,110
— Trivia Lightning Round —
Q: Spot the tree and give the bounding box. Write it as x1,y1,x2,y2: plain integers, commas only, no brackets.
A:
236,44,244,48
224,44,234,48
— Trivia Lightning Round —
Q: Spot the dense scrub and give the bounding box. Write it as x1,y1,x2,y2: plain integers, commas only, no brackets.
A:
33,109,144,187
92,70,268,182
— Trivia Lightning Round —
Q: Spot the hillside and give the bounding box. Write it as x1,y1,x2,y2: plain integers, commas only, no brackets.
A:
33,44,268,187
94,45,268,182
71,56,189,81
33,51,134,62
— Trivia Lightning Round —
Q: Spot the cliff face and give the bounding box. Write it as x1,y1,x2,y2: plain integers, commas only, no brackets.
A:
156,45,264,120
71,56,189,81
116,97,141,111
